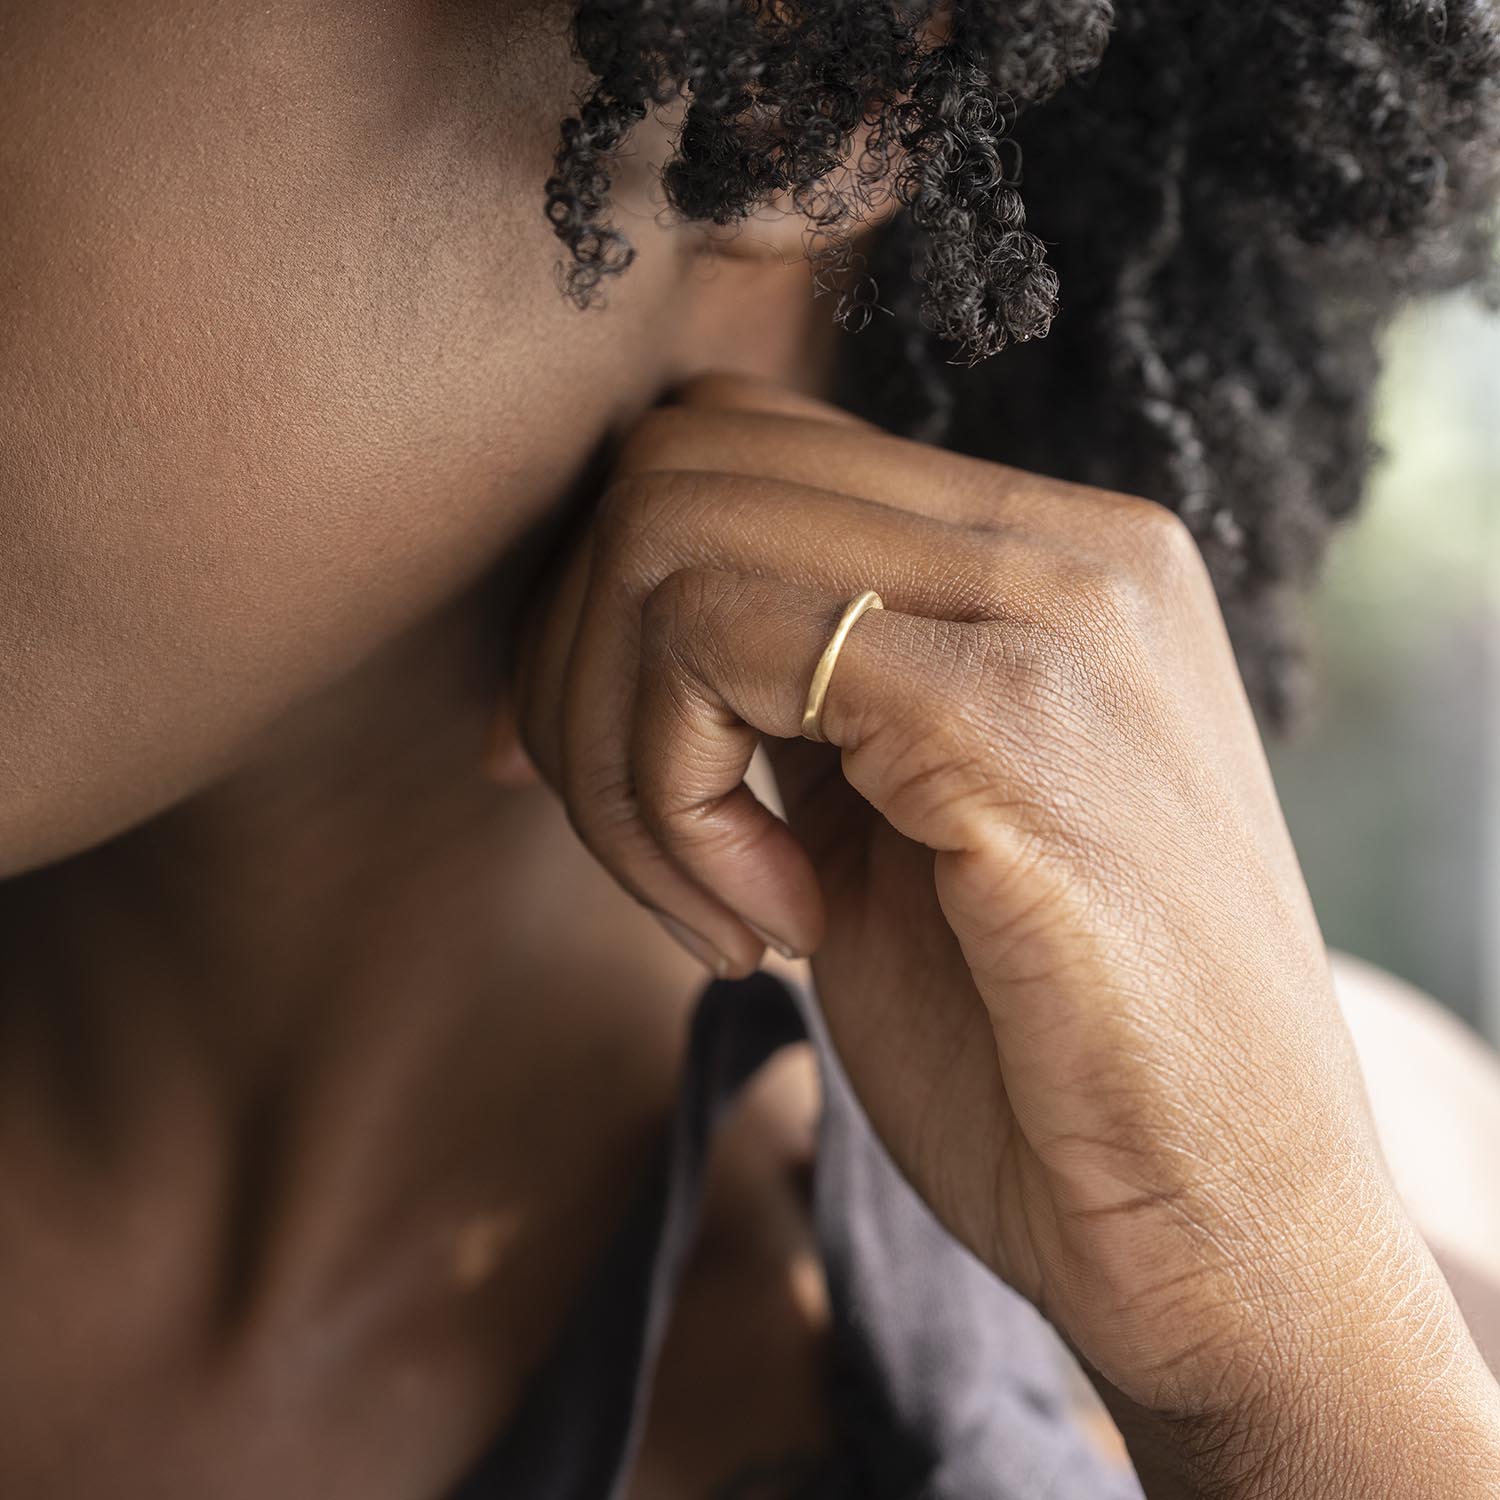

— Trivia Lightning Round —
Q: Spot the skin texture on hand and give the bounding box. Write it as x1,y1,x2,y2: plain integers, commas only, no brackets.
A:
502,372,1500,1495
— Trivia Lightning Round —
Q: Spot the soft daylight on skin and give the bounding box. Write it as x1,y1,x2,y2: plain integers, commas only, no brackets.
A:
2,2,1500,1498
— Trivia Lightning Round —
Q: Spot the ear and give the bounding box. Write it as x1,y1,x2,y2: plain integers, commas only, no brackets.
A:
481,698,541,789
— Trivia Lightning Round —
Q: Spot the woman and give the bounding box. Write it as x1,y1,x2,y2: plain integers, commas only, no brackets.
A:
2,1,1499,1495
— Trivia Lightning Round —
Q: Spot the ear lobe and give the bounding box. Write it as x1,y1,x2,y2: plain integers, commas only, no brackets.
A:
481,701,541,788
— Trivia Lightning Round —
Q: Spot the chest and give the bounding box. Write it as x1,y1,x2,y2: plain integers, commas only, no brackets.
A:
0,1059,833,1499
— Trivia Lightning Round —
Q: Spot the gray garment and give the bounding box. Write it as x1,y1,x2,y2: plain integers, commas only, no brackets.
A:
447,969,1145,1499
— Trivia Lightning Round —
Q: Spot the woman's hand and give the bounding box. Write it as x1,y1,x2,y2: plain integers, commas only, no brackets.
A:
503,374,1500,1494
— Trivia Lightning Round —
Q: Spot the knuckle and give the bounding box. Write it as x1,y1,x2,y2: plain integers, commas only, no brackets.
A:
962,536,1028,622
639,566,718,658
997,627,1078,727
640,793,735,859
592,472,695,574
1018,551,1138,677
588,474,648,564
1112,495,1211,597
996,611,1120,724
883,619,998,748
865,632,1021,843
1052,552,1126,614
558,758,634,854
1040,494,1209,634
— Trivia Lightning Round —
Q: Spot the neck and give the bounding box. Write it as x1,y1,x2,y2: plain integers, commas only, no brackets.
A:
0,242,836,1355
0,578,705,1341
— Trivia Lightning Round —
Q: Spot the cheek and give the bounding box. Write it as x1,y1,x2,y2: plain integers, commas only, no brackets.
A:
0,0,686,875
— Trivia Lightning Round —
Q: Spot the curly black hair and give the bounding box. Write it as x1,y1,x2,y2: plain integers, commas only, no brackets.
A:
544,0,1500,727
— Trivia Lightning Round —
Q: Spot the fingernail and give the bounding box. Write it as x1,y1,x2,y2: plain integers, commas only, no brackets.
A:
654,913,730,977
744,920,801,962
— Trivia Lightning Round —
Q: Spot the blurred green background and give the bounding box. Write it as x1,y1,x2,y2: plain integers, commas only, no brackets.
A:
1268,292,1499,1044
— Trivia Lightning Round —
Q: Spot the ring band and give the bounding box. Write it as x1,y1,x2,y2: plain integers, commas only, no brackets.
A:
800,590,884,742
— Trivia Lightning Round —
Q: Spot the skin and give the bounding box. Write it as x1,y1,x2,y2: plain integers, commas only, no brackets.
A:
514,379,1500,1495
1,2,1498,1498
1,3,837,1495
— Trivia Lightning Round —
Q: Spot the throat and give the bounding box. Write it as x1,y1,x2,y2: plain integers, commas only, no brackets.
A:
0,590,715,1368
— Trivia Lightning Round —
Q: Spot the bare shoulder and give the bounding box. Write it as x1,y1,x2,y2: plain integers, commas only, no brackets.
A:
1329,949,1500,1286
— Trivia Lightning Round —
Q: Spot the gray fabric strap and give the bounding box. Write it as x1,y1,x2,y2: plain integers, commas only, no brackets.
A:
446,969,1145,1499
798,975,1144,1500
446,972,808,1500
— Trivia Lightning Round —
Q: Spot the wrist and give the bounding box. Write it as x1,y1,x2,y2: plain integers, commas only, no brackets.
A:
1084,1214,1500,1498
1101,1361,1500,1500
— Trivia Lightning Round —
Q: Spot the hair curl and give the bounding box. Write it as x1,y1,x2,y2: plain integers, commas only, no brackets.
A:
545,0,1500,727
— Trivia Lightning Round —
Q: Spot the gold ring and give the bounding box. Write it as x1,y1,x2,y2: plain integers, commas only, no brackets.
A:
800,590,884,742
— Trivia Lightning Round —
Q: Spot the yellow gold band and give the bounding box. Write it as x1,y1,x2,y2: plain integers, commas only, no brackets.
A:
800,590,884,742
